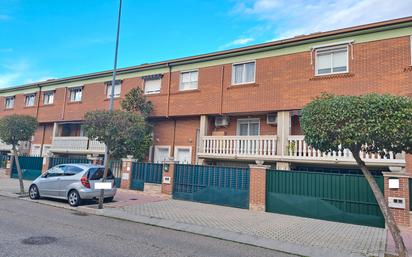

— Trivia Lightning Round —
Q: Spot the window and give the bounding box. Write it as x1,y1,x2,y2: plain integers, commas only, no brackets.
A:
237,118,260,136
43,91,54,105
106,82,121,98
180,70,198,91
47,165,65,177
144,79,161,94
232,61,255,85
410,35,412,66
5,96,14,109
25,94,36,107
315,45,348,75
154,146,170,163
175,147,192,164
69,87,82,102
64,165,84,176
88,168,114,180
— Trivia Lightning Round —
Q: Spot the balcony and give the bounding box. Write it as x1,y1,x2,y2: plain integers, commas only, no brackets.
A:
199,135,278,160
286,135,405,166
0,140,12,151
198,135,406,166
49,137,105,154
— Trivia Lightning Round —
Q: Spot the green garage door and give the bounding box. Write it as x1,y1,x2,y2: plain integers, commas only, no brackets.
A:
266,170,384,228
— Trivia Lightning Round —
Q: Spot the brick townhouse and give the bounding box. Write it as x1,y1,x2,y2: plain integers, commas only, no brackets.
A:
0,16,411,174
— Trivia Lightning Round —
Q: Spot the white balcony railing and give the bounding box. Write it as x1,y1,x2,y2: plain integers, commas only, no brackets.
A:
0,140,12,151
50,136,105,154
287,135,405,164
200,135,277,158
198,135,405,166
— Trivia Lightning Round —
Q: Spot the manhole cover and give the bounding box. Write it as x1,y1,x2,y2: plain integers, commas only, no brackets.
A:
129,198,138,201
22,236,57,245
71,212,88,216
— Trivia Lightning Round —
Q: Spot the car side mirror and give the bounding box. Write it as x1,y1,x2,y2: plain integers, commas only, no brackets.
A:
41,172,48,178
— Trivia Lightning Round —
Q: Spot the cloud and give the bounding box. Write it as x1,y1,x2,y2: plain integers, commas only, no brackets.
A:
220,37,254,49
232,0,412,41
0,59,51,88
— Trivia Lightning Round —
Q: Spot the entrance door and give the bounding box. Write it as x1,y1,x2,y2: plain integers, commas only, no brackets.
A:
175,147,192,164
237,118,260,136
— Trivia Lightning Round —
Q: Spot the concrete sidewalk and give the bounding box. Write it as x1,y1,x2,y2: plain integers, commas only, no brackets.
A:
0,172,387,257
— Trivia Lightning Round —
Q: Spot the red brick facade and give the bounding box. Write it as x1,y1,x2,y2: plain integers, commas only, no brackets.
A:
0,19,411,167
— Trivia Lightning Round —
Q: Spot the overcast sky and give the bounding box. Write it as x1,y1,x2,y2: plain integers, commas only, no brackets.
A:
0,0,411,88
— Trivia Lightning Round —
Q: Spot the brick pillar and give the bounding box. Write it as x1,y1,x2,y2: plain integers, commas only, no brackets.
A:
383,172,410,226
42,155,50,173
120,158,134,189
249,164,270,212
406,154,412,176
5,154,13,176
161,161,175,195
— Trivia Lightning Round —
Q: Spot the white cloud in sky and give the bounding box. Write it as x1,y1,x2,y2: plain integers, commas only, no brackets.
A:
232,0,412,41
220,37,254,49
0,59,51,88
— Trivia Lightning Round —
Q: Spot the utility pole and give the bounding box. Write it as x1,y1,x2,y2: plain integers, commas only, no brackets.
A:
99,0,122,209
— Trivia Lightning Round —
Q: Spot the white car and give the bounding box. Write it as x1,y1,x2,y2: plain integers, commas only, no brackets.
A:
29,164,117,207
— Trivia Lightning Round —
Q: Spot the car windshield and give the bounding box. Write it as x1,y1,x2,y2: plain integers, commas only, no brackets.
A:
88,168,114,180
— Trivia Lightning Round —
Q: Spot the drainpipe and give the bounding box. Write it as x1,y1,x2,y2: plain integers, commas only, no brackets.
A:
61,87,68,120
35,85,42,119
171,119,177,158
166,63,172,118
219,66,225,115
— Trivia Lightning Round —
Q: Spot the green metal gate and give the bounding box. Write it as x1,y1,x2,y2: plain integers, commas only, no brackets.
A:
48,157,91,168
266,170,384,228
111,160,122,188
11,156,43,181
130,162,163,191
173,164,250,209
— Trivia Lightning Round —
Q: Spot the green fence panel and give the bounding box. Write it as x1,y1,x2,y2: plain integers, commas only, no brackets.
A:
110,160,122,188
0,155,9,169
130,162,163,191
11,156,43,181
409,179,412,211
266,170,384,228
173,164,250,209
48,157,91,168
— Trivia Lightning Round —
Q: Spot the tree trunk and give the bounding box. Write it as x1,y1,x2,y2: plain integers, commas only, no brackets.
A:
12,146,25,195
98,152,111,209
352,150,407,257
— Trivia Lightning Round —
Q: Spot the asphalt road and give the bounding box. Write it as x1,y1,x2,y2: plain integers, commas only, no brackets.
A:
0,196,297,257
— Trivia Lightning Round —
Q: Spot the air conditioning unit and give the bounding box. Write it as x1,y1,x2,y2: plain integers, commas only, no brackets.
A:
267,113,277,125
215,116,229,127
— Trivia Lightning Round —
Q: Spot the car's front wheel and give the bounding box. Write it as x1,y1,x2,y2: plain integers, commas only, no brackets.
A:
29,185,40,200
68,190,82,207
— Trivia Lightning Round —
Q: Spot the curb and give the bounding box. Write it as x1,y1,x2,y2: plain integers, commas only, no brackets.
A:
0,190,381,257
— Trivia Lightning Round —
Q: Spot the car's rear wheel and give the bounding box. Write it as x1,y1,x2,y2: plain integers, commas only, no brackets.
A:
68,190,82,207
29,185,40,200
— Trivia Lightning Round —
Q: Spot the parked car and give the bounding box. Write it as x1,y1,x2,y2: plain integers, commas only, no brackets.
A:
29,164,117,207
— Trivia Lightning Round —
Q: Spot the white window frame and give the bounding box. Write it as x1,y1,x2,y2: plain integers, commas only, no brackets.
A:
106,82,121,98
236,118,260,136
153,145,171,163
410,35,412,66
174,146,192,164
315,45,349,76
231,60,256,85
5,96,14,109
25,94,36,107
43,91,54,105
69,87,83,102
179,70,198,91
144,79,162,94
